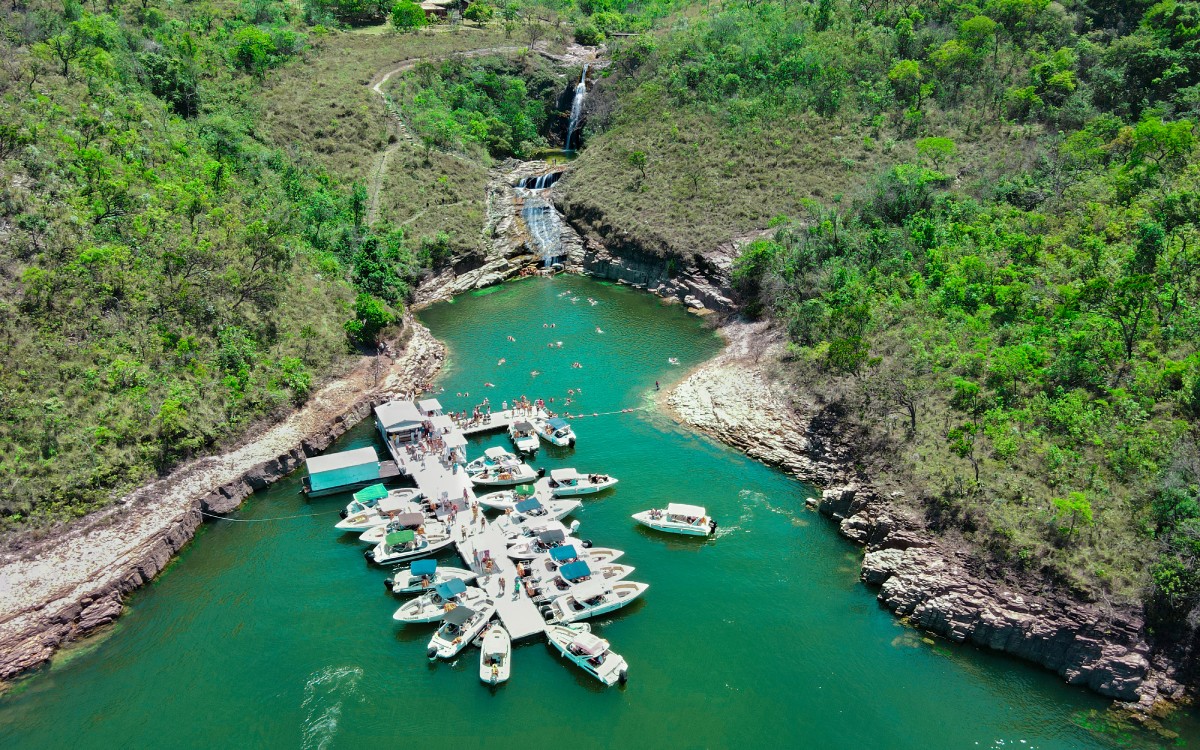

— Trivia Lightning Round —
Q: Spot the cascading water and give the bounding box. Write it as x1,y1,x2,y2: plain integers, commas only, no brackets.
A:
565,64,589,151
521,193,564,267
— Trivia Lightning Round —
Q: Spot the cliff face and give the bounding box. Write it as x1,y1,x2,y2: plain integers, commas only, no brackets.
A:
665,320,1188,714
0,322,444,682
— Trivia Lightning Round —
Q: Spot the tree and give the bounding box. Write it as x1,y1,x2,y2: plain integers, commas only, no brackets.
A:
345,293,396,345
38,24,90,77
230,25,275,78
887,59,922,107
463,2,493,24
1051,491,1093,538
391,0,426,31
947,421,980,485
628,150,647,181
916,137,956,170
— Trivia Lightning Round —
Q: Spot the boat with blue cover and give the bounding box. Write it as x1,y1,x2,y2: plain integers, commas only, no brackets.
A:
385,559,477,596
428,602,496,660
533,416,577,448
392,578,490,623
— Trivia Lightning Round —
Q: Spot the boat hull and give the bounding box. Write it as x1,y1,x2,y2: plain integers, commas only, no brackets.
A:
632,513,714,537
479,626,512,685
388,568,476,595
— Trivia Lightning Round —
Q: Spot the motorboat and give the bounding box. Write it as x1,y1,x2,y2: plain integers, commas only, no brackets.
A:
542,580,649,624
427,601,496,660
385,559,476,595
334,489,425,533
524,544,624,578
476,485,538,512
365,528,454,566
357,513,443,546
493,498,581,535
507,528,589,560
479,624,512,685
471,460,540,487
465,446,520,476
546,468,618,497
533,416,576,448
508,420,540,456
499,515,580,544
392,579,490,623
545,624,628,686
340,483,389,518
528,560,636,602
632,503,717,536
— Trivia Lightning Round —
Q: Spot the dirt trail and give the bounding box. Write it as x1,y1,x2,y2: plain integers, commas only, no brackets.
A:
0,323,444,682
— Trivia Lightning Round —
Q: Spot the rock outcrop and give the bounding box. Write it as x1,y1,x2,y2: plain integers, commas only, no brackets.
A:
0,321,444,682
666,319,1187,713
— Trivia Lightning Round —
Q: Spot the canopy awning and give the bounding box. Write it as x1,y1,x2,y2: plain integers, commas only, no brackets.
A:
547,417,570,430
570,631,609,656
514,498,541,513
391,512,426,527
417,398,443,414
667,503,706,518
484,446,511,459
375,401,423,431
306,446,378,475
443,432,467,448
430,414,455,432
570,580,608,600
550,468,581,482
379,493,418,513
385,529,416,545
559,560,591,581
353,483,389,503
549,545,579,562
443,606,475,626
515,484,536,496
513,421,534,432
434,578,468,599
538,529,566,543
410,559,437,575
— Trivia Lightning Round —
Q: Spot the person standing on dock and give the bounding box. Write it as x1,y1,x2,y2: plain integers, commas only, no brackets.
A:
498,576,506,596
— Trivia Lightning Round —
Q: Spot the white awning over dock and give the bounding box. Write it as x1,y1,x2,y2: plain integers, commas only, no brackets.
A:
305,446,378,474
376,401,423,432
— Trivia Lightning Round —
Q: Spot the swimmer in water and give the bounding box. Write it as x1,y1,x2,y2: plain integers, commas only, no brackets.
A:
507,336,515,342
531,370,540,377
543,323,548,328
669,358,680,365
498,358,506,365
484,382,495,388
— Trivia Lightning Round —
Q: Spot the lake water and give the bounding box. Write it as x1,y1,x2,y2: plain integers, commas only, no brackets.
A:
0,276,1192,749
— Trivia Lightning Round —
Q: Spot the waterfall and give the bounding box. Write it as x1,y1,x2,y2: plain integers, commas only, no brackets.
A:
521,194,564,267
565,64,589,151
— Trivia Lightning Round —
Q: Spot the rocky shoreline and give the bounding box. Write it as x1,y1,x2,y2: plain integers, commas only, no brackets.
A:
665,318,1189,720
0,320,444,684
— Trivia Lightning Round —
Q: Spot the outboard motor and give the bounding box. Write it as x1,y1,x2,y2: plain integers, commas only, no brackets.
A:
426,647,437,660
536,467,546,478
384,578,394,592
618,668,629,685
581,539,593,548
709,519,718,533
339,509,348,519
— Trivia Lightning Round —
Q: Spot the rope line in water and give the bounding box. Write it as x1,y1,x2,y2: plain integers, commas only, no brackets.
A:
200,509,341,522
560,406,648,419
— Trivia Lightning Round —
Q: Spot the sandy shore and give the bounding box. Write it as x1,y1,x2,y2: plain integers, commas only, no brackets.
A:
0,322,444,682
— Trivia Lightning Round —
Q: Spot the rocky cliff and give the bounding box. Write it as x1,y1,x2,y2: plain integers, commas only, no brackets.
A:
666,319,1188,716
0,322,444,683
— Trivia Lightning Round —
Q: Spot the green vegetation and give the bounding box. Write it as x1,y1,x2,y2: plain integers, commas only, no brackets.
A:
563,0,1200,625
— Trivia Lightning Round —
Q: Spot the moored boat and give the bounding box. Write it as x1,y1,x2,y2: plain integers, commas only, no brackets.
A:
500,517,580,545
385,559,476,595
545,624,628,686
357,512,442,546
465,446,520,476
427,602,496,660
365,528,454,566
507,528,588,560
476,485,538,512
471,461,540,487
632,503,717,537
524,544,624,577
334,489,425,533
533,416,576,448
546,468,617,497
340,483,389,518
479,624,512,685
543,580,649,624
528,559,636,603
392,579,489,623
508,420,540,456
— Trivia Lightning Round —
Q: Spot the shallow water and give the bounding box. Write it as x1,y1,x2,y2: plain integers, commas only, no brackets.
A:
1,276,1194,749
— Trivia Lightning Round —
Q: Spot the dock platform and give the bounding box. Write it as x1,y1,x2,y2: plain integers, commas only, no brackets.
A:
455,407,549,437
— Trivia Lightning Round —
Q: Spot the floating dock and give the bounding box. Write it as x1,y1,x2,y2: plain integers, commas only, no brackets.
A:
455,407,550,437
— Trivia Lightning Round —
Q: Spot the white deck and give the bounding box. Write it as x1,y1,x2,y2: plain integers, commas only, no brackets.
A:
456,407,550,436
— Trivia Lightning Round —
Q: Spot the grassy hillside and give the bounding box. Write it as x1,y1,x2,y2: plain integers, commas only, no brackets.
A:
561,0,1200,629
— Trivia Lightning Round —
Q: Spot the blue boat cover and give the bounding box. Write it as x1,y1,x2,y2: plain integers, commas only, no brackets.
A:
514,498,541,513
550,545,579,562
547,417,570,429
410,559,437,575
434,578,467,598
559,560,591,581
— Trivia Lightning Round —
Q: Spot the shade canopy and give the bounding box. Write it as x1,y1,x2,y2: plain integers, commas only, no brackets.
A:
409,559,437,575
390,512,426,528
443,432,467,448
375,401,423,431
515,484,536,496
430,414,455,432
570,631,609,656
484,446,512,460
570,580,608,601
306,446,378,475
538,529,566,544
550,545,579,562
513,421,534,432
434,578,467,599
379,493,420,513
514,498,541,513
385,529,416,545
547,417,570,430
559,560,591,581
550,468,581,482
353,483,389,503
417,398,443,414
667,503,707,518
442,606,475,627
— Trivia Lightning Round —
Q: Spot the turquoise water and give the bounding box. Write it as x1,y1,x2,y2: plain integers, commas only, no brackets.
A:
0,276,1193,748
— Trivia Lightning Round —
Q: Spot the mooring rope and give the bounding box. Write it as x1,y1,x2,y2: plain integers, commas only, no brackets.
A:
561,406,649,419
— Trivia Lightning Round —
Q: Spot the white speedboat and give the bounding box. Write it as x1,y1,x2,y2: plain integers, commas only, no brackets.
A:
465,446,520,476
427,602,496,660
334,489,424,533
340,483,389,517
500,518,580,545
476,486,538,512
529,560,636,602
543,580,649,624
357,514,443,546
546,624,628,686
508,420,541,456
386,559,476,595
507,528,588,560
525,545,624,578
500,497,581,528
632,503,717,537
534,416,576,448
479,624,512,685
471,460,540,487
392,580,489,623
546,468,618,497
365,528,454,567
